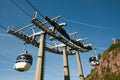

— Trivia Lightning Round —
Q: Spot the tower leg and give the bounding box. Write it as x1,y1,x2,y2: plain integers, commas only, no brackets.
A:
35,31,46,80
76,51,84,80
63,46,70,80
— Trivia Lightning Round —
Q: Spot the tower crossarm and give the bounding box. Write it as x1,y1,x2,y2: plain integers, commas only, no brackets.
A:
7,29,74,55
32,18,91,52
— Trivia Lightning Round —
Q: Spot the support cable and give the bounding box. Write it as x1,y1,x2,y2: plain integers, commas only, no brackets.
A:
23,42,28,54
11,0,33,18
0,25,14,37
26,0,45,19
0,24,7,31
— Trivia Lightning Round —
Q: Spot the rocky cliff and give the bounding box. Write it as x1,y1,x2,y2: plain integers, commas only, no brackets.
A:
86,41,120,80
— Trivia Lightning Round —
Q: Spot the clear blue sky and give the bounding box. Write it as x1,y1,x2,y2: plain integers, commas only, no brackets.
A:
0,0,120,80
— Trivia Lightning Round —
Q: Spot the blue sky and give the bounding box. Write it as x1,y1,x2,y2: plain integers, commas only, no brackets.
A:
0,0,120,80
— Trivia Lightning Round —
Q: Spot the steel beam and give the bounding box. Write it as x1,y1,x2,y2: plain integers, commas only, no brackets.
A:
7,29,74,55
32,18,90,52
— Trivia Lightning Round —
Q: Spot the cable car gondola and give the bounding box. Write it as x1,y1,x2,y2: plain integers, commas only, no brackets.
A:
14,53,33,72
89,56,99,66
89,48,99,66
14,43,33,72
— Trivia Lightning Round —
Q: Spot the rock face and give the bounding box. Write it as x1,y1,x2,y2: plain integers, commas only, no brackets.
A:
86,42,120,80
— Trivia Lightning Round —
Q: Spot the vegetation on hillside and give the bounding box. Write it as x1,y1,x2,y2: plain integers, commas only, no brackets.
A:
102,41,120,59
85,40,120,80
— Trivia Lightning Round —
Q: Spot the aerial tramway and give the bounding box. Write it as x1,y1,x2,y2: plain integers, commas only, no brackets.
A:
89,48,100,66
14,43,33,72
0,1,95,80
